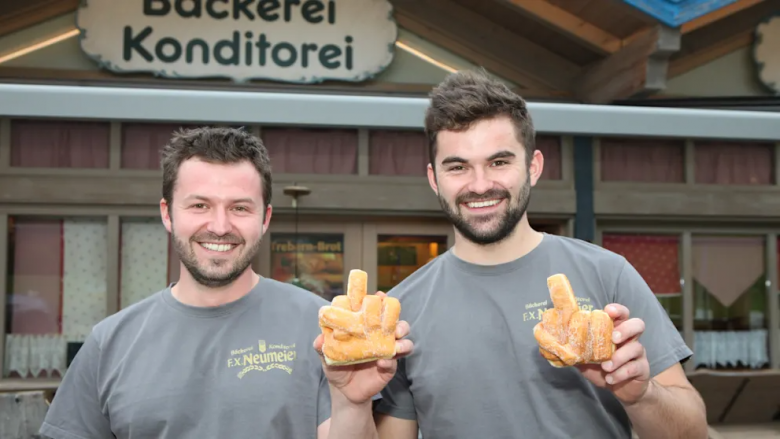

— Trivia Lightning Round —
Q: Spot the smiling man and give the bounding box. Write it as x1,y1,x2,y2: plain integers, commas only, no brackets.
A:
372,71,709,439
39,127,412,439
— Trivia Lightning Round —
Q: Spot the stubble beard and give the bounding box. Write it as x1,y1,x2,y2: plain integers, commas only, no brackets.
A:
438,173,531,246
171,222,263,288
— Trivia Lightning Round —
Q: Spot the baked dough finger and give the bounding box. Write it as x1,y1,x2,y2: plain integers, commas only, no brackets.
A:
347,269,367,312
533,322,581,366
319,306,364,336
318,269,402,366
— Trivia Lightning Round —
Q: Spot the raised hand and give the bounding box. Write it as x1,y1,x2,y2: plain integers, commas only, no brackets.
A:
314,270,413,405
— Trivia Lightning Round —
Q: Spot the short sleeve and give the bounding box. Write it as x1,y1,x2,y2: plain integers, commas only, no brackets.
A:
317,368,332,426
374,357,417,420
613,259,693,377
39,332,114,439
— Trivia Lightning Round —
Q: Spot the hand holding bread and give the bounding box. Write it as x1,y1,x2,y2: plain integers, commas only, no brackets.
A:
534,273,652,405
313,269,412,406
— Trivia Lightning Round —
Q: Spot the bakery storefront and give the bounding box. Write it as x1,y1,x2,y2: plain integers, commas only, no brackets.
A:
2,0,780,431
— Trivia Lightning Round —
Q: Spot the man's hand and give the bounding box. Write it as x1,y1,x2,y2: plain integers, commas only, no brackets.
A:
576,304,650,405
313,292,414,405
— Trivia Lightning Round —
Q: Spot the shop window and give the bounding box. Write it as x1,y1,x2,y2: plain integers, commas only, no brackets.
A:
600,137,685,183
121,123,199,169
10,119,110,168
377,235,448,292
4,216,107,379
692,236,768,370
536,135,562,180
694,141,774,185
601,234,682,329
263,128,358,174
369,130,427,176
269,233,344,301
119,218,179,309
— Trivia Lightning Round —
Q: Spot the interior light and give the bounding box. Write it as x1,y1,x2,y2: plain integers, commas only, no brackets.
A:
394,41,458,73
0,29,81,64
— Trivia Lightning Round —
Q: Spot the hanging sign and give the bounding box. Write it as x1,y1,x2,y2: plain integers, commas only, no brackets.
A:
754,15,780,94
76,0,397,83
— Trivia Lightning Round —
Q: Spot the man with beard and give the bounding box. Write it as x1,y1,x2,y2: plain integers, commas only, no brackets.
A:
372,71,708,439
39,127,413,439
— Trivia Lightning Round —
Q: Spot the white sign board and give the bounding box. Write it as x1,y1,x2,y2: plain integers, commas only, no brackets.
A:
754,15,780,94
76,0,397,83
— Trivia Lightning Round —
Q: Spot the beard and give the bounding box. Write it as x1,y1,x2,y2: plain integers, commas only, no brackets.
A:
171,225,262,288
438,174,531,246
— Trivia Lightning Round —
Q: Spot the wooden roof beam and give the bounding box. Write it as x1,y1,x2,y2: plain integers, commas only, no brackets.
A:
0,0,79,38
681,0,764,34
390,0,580,92
502,0,623,55
575,25,681,104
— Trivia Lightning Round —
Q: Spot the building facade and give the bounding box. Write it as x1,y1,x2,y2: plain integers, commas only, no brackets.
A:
1,0,780,430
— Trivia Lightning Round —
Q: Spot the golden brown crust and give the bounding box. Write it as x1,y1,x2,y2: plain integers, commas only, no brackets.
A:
533,274,615,366
318,269,401,366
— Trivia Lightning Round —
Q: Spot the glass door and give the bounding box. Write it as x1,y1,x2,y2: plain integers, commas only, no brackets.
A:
257,219,363,302
361,221,454,294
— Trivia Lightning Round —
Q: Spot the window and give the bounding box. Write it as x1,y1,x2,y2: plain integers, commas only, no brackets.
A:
119,218,178,309
600,137,685,183
10,119,110,168
376,235,447,292
536,135,562,180
694,141,774,185
369,130,427,176
262,128,358,174
5,216,107,379
269,233,344,301
692,235,768,370
601,233,682,329
121,123,199,169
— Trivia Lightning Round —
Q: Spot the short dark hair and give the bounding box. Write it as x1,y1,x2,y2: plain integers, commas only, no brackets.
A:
424,69,535,169
160,126,272,210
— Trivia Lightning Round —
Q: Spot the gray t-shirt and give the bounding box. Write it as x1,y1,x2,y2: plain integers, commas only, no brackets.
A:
40,277,331,439
374,233,692,438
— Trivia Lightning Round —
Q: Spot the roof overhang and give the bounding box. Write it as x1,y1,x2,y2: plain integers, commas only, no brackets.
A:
622,0,745,27
1,83,779,140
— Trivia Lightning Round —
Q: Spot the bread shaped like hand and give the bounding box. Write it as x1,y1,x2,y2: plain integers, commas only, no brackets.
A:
318,269,402,366
533,273,615,367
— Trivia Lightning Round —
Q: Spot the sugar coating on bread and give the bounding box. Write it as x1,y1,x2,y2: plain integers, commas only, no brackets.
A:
533,273,615,367
318,269,401,366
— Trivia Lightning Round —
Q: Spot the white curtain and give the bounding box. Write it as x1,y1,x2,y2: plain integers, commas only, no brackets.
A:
692,329,769,369
120,220,170,309
4,334,68,378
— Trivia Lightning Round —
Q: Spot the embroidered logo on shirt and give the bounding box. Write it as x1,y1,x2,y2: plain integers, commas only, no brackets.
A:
522,297,594,321
227,340,297,378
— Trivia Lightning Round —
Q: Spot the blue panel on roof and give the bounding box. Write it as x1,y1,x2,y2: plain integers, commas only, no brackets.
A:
622,0,741,27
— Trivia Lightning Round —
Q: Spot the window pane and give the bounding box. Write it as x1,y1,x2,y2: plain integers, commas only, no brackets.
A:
262,128,358,174
11,119,110,168
121,123,199,169
600,137,684,183
369,130,427,176
601,233,682,329
120,218,171,309
692,235,768,370
536,135,561,180
270,233,344,301
5,216,107,379
694,141,774,185
377,235,447,292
